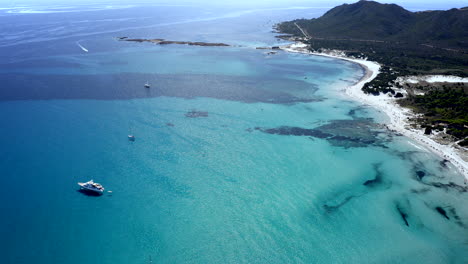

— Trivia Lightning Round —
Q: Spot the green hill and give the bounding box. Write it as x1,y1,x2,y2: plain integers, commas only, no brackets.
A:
277,1,468,144
278,1,468,50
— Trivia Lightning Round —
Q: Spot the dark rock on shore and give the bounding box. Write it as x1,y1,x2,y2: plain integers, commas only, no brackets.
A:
424,126,432,135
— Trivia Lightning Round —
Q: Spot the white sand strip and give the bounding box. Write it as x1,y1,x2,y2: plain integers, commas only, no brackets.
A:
281,42,468,180
398,75,468,84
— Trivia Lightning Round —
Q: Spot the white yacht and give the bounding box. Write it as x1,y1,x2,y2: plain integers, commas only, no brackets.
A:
144,82,150,88
128,135,135,141
78,180,105,194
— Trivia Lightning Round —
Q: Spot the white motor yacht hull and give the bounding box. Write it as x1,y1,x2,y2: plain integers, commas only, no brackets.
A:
78,182,104,194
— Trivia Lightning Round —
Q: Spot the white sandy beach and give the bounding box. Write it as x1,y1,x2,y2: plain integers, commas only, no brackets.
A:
281,42,468,180
399,75,468,84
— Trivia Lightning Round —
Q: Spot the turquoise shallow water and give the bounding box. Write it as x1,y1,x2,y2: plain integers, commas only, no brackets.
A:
0,3,468,264
1,95,467,263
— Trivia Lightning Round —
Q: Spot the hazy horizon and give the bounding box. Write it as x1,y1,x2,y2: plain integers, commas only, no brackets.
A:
0,0,466,11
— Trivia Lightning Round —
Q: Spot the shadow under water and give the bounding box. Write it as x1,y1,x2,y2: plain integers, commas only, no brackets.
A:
0,73,321,104
77,189,103,197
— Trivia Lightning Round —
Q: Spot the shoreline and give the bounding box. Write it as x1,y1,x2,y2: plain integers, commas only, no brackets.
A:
280,42,468,180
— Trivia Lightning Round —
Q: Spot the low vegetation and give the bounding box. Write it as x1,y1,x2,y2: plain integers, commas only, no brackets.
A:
277,1,468,145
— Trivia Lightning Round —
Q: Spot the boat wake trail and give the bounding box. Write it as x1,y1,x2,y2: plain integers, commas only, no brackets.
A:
76,41,89,52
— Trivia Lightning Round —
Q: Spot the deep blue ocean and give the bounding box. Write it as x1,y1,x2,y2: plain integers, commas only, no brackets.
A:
1,1,468,263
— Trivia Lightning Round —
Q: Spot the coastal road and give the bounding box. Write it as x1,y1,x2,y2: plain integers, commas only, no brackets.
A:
294,22,310,39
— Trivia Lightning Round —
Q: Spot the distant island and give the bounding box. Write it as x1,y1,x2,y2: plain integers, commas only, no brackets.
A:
277,0,468,175
118,37,230,47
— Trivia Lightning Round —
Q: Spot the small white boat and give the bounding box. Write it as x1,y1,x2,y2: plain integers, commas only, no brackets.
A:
78,180,104,194
144,82,150,88
128,135,135,141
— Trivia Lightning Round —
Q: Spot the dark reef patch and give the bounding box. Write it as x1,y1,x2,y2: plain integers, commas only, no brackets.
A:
396,204,409,226
392,152,438,182
410,188,430,194
259,126,330,138
396,152,467,192
435,207,450,220
430,206,466,227
363,164,385,188
409,162,467,192
323,196,356,213
255,119,387,148
425,182,467,193
392,150,421,161
185,110,208,118
448,208,466,228
363,174,381,187
440,159,449,168
415,170,426,180
322,163,390,214
166,123,175,127
347,106,368,120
